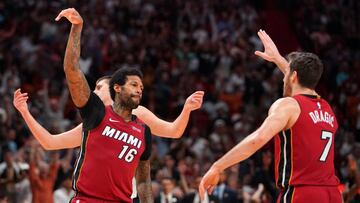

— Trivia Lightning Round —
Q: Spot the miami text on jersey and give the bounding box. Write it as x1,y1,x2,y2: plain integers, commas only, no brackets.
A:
101,126,142,149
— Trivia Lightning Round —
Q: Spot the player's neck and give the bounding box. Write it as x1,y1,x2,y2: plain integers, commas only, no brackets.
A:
112,103,133,122
292,85,317,96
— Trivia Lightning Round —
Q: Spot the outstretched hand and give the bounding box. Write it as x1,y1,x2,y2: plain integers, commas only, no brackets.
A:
13,89,29,114
55,8,83,25
199,165,221,201
254,29,281,63
184,91,204,111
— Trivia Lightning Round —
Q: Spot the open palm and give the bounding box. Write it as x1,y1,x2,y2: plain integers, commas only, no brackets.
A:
255,29,281,63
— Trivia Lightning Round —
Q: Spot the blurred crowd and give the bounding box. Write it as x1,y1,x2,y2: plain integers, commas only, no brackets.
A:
0,0,359,202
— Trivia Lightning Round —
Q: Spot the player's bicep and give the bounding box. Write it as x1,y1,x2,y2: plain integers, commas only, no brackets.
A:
78,92,105,130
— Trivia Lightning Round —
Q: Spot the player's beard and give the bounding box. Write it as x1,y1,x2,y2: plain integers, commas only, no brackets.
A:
120,94,140,110
118,88,141,110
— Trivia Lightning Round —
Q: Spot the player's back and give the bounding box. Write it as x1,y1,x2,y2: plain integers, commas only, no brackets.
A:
274,94,339,188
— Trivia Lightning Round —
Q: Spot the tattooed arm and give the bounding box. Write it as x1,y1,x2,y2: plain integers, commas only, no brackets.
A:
136,160,153,203
55,8,90,108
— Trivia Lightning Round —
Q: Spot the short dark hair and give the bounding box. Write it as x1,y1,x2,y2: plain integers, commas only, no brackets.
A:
96,75,112,84
286,52,323,89
109,67,143,101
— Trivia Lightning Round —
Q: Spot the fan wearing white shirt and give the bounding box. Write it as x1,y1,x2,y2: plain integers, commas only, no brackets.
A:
155,177,180,203
53,175,74,203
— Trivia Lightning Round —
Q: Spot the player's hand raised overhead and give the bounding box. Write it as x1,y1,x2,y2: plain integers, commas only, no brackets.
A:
55,8,83,25
13,89,29,114
255,29,281,63
184,91,204,111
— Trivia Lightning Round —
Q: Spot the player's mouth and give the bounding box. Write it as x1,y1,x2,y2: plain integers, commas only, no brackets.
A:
131,95,142,100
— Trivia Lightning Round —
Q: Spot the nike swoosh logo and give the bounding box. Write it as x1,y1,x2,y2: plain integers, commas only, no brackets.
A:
109,118,121,123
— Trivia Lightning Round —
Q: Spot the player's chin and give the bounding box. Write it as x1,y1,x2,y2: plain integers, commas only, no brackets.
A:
132,96,142,102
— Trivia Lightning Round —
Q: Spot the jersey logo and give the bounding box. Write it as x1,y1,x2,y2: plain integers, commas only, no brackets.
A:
109,118,121,123
317,102,321,109
131,126,141,133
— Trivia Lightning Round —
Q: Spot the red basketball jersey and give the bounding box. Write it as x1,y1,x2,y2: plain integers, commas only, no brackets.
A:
274,94,339,188
72,93,151,202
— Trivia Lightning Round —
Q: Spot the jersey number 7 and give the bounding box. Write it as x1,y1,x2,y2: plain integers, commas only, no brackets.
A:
319,131,333,162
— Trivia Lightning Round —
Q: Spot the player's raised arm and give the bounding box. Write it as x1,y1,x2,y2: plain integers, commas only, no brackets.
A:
13,89,82,150
199,97,299,200
133,91,204,138
55,8,90,108
255,29,290,75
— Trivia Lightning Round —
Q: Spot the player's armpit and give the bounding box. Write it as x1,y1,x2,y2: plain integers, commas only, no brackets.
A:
135,160,153,203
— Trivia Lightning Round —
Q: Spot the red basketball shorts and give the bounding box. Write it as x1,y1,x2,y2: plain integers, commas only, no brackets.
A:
276,185,342,203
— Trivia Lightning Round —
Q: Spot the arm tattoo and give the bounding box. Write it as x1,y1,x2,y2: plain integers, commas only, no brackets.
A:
136,160,153,203
64,24,90,108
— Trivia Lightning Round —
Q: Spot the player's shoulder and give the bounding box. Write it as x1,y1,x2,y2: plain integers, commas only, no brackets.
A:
271,97,299,110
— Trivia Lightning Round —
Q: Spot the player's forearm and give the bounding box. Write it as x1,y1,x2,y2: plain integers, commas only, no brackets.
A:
137,181,153,203
213,130,266,171
135,106,190,138
274,55,289,75
162,107,191,138
136,160,154,203
64,24,90,108
20,110,57,150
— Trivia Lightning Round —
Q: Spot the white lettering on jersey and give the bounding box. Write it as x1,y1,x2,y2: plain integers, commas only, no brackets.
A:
102,126,142,149
309,110,334,127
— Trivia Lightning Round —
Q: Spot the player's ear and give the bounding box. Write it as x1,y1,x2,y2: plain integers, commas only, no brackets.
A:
113,84,121,94
291,71,298,83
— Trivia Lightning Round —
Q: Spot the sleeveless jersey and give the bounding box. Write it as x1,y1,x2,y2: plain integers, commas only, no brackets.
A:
274,94,339,188
72,93,151,202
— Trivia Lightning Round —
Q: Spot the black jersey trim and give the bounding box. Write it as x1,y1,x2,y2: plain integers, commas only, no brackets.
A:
277,129,293,188
72,130,90,192
140,125,152,161
280,186,295,203
300,94,320,99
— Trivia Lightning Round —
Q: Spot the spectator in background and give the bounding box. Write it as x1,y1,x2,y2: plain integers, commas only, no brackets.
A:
211,170,237,203
155,177,181,203
28,145,59,203
341,154,360,203
0,149,22,203
53,174,74,203
39,80,69,132
0,0,359,202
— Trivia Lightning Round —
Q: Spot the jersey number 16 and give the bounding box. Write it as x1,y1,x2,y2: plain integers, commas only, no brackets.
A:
118,145,138,162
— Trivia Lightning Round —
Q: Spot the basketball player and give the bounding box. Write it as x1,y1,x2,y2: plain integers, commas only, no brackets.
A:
57,8,151,202
14,76,203,201
12,77,204,150
199,30,342,203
